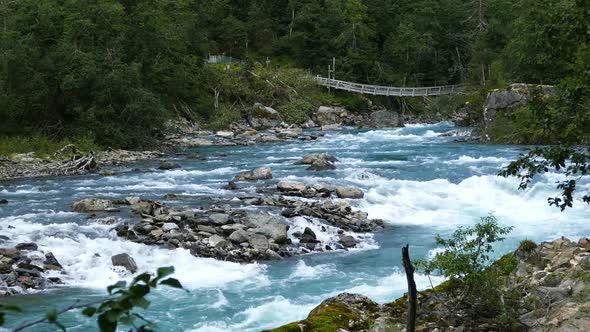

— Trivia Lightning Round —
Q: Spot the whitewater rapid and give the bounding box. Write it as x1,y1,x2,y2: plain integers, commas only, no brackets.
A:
1,122,588,331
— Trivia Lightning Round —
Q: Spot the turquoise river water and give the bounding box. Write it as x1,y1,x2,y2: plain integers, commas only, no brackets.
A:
1,122,589,331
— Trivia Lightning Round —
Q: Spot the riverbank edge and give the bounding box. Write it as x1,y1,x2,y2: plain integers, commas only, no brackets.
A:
0,106,468,182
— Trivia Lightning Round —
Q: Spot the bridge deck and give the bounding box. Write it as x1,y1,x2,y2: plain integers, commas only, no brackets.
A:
315,77,463,96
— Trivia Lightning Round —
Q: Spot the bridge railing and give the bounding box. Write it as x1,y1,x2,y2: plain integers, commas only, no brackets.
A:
315,76,464,97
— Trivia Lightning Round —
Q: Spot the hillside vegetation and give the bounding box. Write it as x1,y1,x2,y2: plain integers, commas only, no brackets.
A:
0,0,588,150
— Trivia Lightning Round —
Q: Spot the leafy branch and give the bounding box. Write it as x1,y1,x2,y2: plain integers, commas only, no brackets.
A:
499,146,590,210
3,266,185,332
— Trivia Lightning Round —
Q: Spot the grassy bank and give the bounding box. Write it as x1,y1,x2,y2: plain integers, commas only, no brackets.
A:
0,136,101,158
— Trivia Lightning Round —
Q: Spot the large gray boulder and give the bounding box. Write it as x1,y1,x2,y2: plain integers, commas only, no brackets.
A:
336,186,365,199
248,233,270,252
245,213,289,244
229,229,250,244
251,103,282,129
111,253,138,273
253,103,280,119
314,106,341,126
233,167,273,181
72,198,113,212
483,90,528,128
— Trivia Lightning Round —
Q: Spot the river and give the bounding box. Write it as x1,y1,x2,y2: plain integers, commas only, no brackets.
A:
1,122,588,331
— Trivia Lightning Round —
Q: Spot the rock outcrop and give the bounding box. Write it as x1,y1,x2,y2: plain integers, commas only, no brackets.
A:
483,83,556,131
268,237,590,332
0,245,64,296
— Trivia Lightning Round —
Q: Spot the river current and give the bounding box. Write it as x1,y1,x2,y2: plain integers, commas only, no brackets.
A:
1,122,589,331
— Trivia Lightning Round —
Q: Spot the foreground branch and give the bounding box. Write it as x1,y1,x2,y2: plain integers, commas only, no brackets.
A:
402,244,417,332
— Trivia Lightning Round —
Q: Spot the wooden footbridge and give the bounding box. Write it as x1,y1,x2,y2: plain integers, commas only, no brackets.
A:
315,76,464,97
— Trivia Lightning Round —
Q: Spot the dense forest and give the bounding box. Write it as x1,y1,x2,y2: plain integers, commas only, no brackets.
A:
0,0,588,148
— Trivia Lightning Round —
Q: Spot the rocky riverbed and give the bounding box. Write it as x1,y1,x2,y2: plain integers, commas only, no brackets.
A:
70,165,384,265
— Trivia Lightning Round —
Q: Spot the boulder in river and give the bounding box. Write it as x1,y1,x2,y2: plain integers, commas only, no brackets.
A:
277,181,307,193
111,253,138,273
339,235,358,248
158,161,181,170
299,227,318,243
15,243,38,251
0,199,7,204
248,233,270,252
223,181,238,190
307,159,337,171
245,213,289,244
72,198,114,212
294,153,339,165
336,186,364,199
233,167,273,181
294,153,338,171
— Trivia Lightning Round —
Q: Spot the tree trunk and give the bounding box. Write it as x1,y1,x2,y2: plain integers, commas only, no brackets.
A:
402,244,417,332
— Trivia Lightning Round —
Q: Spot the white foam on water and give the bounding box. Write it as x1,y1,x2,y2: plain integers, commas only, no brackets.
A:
446,155,511,165
224,296,316,332
211,289,229,309
357,174,590,240
341,270,446,303
287,216,379,252
289,260,337,280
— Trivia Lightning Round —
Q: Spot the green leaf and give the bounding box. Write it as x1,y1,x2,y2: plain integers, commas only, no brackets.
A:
133,273,151,285
132,297,151,309
107,281,127,295
82,307,97,317
156,266,175,279
129,284,151,298
46,308,58,322
98,313,117,332
160,278,184,289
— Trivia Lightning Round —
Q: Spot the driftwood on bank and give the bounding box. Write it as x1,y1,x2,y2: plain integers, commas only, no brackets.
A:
402,244,417,332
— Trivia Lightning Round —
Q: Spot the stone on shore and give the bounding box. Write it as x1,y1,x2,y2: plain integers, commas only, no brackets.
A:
360,110,401,128
233,167,273,181
111,253,138,273
336,186,364,199
209,213,230,225
72,198,114,212
216,131,234,138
